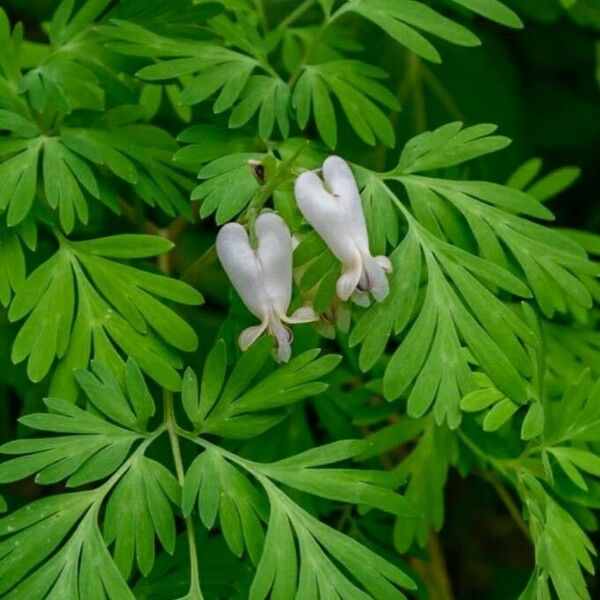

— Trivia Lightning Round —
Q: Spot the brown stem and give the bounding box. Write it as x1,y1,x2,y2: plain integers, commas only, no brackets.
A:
409,533,455,600
120,200,159,234
478,470,530,540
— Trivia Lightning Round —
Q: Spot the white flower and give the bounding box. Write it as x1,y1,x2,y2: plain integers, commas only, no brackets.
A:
216,212,316,362
294,156,392,303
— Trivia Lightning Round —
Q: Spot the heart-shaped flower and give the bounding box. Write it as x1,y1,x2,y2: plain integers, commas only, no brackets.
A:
216,212,316,362
294,156,392,304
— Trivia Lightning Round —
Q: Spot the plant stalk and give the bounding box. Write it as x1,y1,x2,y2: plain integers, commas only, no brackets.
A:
164,390,204,600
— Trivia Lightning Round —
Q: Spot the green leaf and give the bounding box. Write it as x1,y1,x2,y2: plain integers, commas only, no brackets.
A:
229,76,290,140
461,387,505,412
50,0,112,46
197,342,340,439
395,165,597,318
526,167,581,202
551,447,600,478
346,0,480,62
104,455,179,578
369,219,530,424
415,177,553,220
542,371,600,444
394,421,456,551
198,339,228,422
0,360,156,487
520,474,595,600
0,109,39,137
293,61,397,148
0,494,134,599
182,450,266,563
262,462,415,519
182,430,416,598
20,58,105,114
42,137,100,232
0,225,29,307
248,481,415,600
62,124,194,218
521,403,545,440
71,235,173,258
451,0,523,28
393,122,511,174
507,158,543,190
192,153,262,224
0,142,40,227
175,125,256,165
269,440,370,469
482,398,519,431
9,237,202,396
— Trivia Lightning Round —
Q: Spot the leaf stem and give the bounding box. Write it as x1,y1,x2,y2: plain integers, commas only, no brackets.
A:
181,244,217,285
457,430,531,540
252,0,269,34
409,53,427,133
457,430,512,479
159,235,203,599
279,0,317,29
94,433,162,500
421,64,463,122
287,5,345,86
478,470,530,540
409,533,455,600
164,390,204,600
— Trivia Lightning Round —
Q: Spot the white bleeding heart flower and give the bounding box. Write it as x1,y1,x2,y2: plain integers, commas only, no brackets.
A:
216,212,317,362
294,156,392,303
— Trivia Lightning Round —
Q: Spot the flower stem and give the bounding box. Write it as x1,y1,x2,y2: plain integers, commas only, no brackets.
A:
181,244,217,285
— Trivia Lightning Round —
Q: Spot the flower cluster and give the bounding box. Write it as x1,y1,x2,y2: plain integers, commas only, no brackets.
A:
216,156,392,360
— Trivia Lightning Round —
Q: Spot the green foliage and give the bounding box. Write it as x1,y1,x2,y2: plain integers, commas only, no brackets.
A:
0,0,598,598
8,234,202,396
181,337,341,438
293,60,398,147
0,356,414,598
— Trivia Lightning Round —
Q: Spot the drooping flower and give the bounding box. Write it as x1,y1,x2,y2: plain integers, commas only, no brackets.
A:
216,212,316,362
294,156,392,303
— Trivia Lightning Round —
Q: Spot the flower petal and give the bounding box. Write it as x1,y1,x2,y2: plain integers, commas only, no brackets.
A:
256,213,293,318
351,289,371,307
295,170,361,267
376,255,393,273
239,323,268,351
269,318,293,363
216,223,267,320
362,254,390,301
322,156,370,253
284,304,318,324
337,263,363,301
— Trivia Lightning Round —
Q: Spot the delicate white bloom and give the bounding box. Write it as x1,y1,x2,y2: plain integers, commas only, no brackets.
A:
294,156,392,303
216,213,316,362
